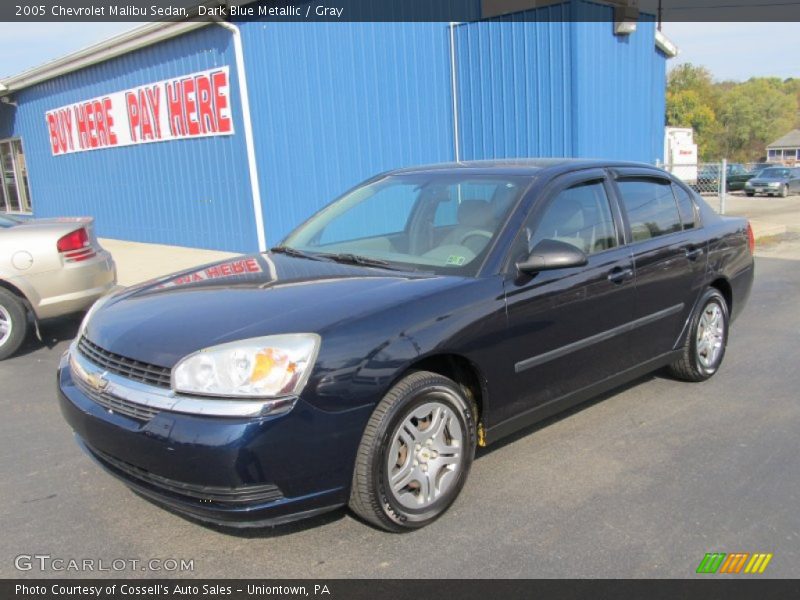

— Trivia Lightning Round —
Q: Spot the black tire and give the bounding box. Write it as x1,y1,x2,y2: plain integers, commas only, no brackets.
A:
0,288,29,360
349,370,476,532
668,288,729,382
745,192,755,197
780,184,789,198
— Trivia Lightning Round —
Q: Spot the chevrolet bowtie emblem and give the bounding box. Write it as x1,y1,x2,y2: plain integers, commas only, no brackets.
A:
85,371,109,393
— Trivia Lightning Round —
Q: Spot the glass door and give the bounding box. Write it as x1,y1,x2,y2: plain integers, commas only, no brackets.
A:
0,139,32,213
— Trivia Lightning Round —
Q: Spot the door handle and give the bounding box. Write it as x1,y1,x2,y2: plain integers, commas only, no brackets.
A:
685,247,703,261
607,267,633,284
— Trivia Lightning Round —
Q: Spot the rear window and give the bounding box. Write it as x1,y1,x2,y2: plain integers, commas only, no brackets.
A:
759,168,791,178
672,184,697,230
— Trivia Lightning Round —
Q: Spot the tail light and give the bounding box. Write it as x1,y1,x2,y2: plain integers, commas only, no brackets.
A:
57,227,96,263
746,221,755,255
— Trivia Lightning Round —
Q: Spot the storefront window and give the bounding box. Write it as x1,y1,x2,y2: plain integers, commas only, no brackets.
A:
0,139,32,213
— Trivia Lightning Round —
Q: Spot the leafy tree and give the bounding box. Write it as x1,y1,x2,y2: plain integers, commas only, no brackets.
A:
717,79,796,161
666,64,800,161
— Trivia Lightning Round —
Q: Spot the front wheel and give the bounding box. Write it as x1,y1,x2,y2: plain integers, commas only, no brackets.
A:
668,288,729,382
349,371,476,532
780,184,789,198
745,191,755,197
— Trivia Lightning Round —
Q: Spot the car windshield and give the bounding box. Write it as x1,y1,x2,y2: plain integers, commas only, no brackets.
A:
281,173,530,274
0,214,22,229
759,168,791,178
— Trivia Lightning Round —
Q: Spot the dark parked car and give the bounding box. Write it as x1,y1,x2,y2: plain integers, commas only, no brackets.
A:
696,163,748,192
744,167,800,197
58,160,754,531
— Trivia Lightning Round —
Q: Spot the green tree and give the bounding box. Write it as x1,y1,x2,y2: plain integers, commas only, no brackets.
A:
666,64,721,160
666,65,800,161
717,78,796,161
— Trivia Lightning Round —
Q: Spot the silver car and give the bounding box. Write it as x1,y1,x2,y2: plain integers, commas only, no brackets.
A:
744,167,800,197
0,214,116,359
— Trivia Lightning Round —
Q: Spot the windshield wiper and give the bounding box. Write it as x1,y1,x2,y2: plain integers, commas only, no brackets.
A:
270,246,327,261
317,252,407,271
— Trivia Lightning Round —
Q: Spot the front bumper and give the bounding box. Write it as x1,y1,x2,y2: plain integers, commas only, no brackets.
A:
57,350,371,527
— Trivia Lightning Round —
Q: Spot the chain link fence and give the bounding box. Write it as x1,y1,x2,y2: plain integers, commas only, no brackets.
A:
659,160,788,214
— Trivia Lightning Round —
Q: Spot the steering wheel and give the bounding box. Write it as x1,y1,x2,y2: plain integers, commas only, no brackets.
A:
459,229,493,247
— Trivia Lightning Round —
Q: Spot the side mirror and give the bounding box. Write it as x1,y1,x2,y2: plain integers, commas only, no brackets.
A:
516,239,588,274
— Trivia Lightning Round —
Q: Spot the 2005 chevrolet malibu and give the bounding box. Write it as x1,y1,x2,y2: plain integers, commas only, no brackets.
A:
58,160,754,531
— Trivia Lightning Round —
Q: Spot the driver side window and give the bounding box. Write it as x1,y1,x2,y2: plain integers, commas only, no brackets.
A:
528,180,618,255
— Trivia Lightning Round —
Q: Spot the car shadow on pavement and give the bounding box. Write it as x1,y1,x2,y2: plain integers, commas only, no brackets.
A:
12,314,83,359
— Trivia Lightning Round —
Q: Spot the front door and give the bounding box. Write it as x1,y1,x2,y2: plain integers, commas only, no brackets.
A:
494,170,638,427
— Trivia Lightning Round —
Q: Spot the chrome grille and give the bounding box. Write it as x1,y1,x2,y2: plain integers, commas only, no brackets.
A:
77,336,172,388
74,374,159,421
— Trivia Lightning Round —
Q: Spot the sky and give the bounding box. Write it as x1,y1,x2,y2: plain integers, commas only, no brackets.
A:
0,21,797,82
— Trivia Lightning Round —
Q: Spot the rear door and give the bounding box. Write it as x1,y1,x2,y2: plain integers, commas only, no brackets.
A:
610,170,707,361
495,169,638,425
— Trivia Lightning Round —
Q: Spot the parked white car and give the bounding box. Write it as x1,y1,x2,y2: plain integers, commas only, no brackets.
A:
0,214,116,359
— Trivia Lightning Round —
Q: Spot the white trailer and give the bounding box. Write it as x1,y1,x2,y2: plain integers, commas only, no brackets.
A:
664,127,698,186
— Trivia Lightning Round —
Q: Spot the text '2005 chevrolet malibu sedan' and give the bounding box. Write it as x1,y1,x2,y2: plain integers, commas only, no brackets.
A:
57,160,754,532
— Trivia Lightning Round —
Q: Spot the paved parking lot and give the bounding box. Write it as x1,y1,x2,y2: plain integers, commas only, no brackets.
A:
1,240,799,579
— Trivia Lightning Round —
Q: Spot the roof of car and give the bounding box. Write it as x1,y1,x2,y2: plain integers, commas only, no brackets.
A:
390,158,659,176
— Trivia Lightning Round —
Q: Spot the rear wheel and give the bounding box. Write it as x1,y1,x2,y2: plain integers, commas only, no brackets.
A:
349,371,476,532
668,288,729,382
745,191,755,197
0,288,28,360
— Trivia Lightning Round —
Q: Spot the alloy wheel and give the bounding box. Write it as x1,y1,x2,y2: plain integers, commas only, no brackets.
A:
696,302,725,369
0,305,12,347
387,399,464,510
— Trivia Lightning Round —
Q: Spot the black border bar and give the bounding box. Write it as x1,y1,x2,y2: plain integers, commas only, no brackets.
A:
2,0,800,22
4,579,800,600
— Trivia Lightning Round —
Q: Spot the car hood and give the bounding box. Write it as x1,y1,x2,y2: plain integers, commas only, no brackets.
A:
85,253,466,367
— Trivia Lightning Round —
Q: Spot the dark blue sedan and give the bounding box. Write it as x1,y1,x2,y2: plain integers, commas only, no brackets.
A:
58,159,754,531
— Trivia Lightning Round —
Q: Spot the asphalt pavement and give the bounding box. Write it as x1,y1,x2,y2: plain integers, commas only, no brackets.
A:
1,241,799,579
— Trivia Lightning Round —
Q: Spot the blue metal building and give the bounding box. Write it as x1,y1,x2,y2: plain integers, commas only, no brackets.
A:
0,1,675,253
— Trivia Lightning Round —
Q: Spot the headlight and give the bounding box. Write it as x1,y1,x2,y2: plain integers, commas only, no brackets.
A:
78,292,115,337
745,181,753,187
172,334,321,398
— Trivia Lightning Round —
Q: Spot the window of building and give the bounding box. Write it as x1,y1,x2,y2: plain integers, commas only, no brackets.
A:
0,139,32,213
616,178,682,241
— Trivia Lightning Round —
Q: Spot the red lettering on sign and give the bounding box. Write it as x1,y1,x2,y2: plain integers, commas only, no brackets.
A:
138,89,154,141
46,113,60,154
195,74,215,134
126,92,140,143
74,105,89,149
145,87,162,139
182,77,200,136
211,70,231,133
84,102,99,148
103,97,118,146
166,81,184,136
93,100,110,147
